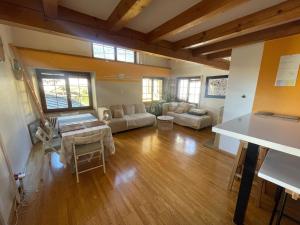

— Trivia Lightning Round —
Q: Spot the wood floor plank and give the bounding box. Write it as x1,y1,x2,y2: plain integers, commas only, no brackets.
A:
18,125,298,225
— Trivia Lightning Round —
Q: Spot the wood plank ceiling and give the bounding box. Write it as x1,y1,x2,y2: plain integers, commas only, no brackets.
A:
1,0,300,70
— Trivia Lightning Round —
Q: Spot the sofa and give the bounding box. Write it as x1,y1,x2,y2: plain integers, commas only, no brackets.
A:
162,102,212,130
98,103,156,133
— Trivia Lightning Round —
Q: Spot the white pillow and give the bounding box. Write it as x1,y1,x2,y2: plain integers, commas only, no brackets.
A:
188,108,207,116
168,102,178,112
135,103,146,113
123,104,135,115
178,102,191,113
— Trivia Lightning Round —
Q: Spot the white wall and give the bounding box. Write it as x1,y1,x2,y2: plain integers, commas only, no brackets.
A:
0,24,34,225
96,81,142,106
11,26,92,57
10,26,170,68
138,52,170,68
219,43,264,154
170,60,229,123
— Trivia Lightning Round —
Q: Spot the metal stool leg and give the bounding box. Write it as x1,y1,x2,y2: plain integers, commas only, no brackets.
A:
275,192,287,225
269,186,284,225
269,186,288,225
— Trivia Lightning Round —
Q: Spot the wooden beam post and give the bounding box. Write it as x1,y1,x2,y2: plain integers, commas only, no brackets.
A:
206,49,232,59
107,0,151,31
193,20,300,55
0,1,229,70
42,0,58,18
147,0,248,42
174,1,300,49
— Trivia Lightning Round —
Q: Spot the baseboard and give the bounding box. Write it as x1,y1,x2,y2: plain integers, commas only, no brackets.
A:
209,147,235,159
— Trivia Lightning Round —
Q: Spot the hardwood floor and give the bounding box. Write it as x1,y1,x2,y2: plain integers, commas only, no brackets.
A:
19,125,298,225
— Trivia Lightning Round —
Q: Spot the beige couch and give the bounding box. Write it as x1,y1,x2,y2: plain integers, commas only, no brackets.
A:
98,103,156,133
162,102,212,130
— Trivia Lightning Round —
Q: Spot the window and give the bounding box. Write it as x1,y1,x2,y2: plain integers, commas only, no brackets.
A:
92,43,136,63
142,78,163,102
116,47,135,63
37,69,93,112
92,43,115,60
177,77,201,104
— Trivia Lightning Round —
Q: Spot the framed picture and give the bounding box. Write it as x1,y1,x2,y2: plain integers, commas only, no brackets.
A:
205,75,228,99
27,120,41,144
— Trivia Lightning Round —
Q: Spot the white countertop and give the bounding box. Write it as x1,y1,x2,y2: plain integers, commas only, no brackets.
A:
258,150,300,194
212,114,300,157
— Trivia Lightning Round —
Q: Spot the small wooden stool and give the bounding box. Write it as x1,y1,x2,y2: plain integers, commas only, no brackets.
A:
227,141,268,207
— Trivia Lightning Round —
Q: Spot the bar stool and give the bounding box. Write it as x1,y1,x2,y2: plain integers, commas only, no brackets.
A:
228,141,268,207
258,150,300,225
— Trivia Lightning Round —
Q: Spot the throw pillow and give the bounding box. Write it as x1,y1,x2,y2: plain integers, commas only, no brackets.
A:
110,105,124,118
135,103,146,113
168,102,178,112
174,106,185,114
178,102,191,113
123,104,135,115
113,109,124,118
188,108,207,116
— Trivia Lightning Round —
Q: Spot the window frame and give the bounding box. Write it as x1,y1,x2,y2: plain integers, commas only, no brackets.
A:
36,69,93,113
176,76,201,104
142,77,164,102
92,43,136,64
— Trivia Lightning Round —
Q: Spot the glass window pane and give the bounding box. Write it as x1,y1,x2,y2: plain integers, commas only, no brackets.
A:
69,77,78,86
117,47,135,63
153,79,163,101
177,79,189,101
142,78,163,102
142,78,152,102
93,43,115,60
79,78,88,86
79,96,90,107
42,78,67,110
39,70,92,111
69,77,91,108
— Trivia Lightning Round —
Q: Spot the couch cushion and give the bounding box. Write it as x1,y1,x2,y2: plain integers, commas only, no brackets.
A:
167,112,212,129
123,104,135,115
125,113,156,128
135,103,146,113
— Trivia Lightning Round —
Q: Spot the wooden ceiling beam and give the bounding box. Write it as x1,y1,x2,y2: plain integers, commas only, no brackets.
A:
193,20,300,55
206,49,232,60
0,1,230,70
42,0,58,18
174,1,300,49
107,0,151,31
147,0,248,42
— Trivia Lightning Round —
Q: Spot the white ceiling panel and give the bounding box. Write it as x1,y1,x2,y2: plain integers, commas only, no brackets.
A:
126,0,201,33
165,0,286,42
58,0,288,43
59,0,120,20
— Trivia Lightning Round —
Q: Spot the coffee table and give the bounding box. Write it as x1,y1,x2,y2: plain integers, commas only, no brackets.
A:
157,116,174,131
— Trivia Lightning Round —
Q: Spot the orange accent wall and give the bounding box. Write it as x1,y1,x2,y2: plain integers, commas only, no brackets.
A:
18,47,171,81
253,34,300,116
